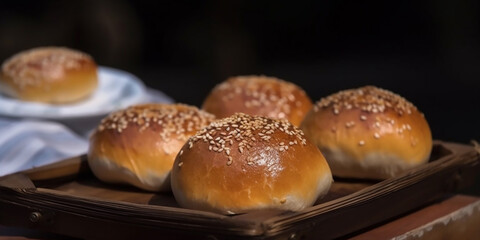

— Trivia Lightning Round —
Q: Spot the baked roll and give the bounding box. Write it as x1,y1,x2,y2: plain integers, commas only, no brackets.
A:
88,103,215,191
202,75,312,126
301,86,432,179
0,47,98,104
171,113,332,214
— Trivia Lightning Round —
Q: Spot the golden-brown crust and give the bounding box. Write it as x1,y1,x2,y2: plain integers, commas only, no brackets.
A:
0,47,98,103
202,75,312,126
88,103,216,191
171,113,332,214
300,86,432,179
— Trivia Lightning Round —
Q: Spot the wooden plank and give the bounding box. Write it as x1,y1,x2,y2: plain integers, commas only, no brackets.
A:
350,195,480,240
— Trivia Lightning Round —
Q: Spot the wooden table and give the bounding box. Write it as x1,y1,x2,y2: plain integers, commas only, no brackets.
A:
1,195,479,240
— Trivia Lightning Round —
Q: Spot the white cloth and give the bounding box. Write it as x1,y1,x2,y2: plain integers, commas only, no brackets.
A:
0,88,174,177
0,118,88,176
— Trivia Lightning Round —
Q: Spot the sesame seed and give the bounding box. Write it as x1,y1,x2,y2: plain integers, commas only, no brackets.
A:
359,140,365,146
374,133,380,139
178,162,183,167
360,115,367,121
410,137,418,147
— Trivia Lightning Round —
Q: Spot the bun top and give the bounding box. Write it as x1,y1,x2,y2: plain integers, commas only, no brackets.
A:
96,103,216,144
202,75,312,126
1,47,96,88
313,85,417,116
185,112,309,160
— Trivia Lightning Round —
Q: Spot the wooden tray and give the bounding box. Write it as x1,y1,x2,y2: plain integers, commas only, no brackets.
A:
0,141,479,240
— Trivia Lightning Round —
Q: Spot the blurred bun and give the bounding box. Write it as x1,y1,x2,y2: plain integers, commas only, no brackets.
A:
202,75,312,126
88,103,215,191
171,113,332,214
0,47,98,104
301,86,432,179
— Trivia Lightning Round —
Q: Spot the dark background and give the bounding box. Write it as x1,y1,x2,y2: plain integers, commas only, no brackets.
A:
1,1,479,147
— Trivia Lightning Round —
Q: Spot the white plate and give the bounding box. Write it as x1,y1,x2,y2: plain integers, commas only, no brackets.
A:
0,66,147,120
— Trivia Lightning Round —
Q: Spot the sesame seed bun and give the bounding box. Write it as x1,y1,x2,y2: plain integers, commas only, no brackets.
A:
0,47,98,104
171,113,332,214
88,103,215,191
300,86,433,180
202,75,313,126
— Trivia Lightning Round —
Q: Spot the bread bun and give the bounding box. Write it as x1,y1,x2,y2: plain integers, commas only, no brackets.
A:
202,75,312,126
300,86,432,179
171,113,332,214
88,103,215,191
0,47,98,104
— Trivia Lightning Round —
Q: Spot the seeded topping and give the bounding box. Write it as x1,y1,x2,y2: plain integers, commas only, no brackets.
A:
2,47,94,88
98,104,215,142
345,121,355,128
314,86,416,116
396,123,413,134
186,113,307,166
215,75,307,118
